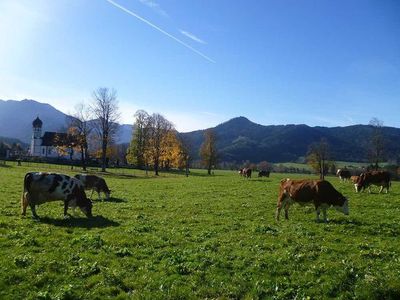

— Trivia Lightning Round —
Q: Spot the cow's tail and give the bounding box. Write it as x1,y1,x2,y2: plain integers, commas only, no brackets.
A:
21,173,33,215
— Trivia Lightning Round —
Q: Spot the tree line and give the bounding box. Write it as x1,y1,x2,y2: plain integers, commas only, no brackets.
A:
61,87,217,175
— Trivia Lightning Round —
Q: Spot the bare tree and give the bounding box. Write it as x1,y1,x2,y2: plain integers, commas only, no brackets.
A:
67,103,93,171
369,117,385,170
91,87,120,172
306,138,332,180
200,129,218,175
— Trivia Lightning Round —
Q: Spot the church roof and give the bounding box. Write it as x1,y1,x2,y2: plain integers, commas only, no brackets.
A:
32,117,43,128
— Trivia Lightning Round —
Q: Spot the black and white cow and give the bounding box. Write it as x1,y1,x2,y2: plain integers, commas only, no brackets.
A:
21,172,93,219
74,174,111,200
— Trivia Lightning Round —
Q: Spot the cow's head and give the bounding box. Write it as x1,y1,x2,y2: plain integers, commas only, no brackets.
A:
334,196,349,215
105,189,111,200
74,186,93,217
79,197,93,217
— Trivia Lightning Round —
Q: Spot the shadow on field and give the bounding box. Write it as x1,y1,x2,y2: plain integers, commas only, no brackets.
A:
328,219,364,226
89,197,127,203
105,197,126,203
39,215,120,228
187,173,224,177
247,179,272,182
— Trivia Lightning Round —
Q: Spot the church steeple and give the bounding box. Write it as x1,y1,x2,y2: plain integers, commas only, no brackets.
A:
32,116,43,128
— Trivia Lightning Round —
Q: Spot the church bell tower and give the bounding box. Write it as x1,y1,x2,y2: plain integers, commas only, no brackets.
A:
30,117,43,156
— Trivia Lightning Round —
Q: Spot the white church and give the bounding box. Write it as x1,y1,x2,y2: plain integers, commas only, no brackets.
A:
29,117,79,159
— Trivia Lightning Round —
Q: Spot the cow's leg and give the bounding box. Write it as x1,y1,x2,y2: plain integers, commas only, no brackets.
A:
322,208,328,223
316,207,321,222
21,192,29,216
29,203,39,219
275,202,282,221
275,196,285,221
379,185,383,194
63,201,70,218
284,201,290,220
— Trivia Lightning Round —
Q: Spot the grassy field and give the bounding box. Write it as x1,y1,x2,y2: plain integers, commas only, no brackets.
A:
1,163,400,299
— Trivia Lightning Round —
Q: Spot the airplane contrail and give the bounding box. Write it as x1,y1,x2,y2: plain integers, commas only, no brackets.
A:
105,0,216,63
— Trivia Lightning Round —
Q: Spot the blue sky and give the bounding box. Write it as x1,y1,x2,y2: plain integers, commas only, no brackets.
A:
0,0,399,132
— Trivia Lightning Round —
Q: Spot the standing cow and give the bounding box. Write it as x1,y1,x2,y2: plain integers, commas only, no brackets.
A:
242,168,252,178
336,169,351,182
258,170,270,177
276,178,349,222
354,171,391,193
21,172,93,219
74,174,111,200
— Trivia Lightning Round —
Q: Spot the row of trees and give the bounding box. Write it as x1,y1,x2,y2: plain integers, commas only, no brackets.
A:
61,88,389,177
61,87,219,175
0,142,23,158
126,110,191,176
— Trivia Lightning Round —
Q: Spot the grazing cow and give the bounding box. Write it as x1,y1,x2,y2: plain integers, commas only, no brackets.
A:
258,170,270,177
276,179,349,222
21,172,92,219
242,168,252,178
350,176,359,184
74,174,111,200
336,169,351,182
355,171,391,193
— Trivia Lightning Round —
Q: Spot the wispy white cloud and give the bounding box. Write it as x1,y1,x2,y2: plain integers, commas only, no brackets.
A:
138,0,168,17
105,0,215,63
180,30,207,44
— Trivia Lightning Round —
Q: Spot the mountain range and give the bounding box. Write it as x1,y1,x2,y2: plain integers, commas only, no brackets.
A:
181,117,400,163
1,99,399,163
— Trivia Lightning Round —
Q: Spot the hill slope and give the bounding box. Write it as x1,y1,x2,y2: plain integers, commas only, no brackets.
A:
0,99,69,143
180,117,400,163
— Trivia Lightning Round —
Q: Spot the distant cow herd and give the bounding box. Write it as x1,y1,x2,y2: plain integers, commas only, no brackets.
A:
20,167,392,223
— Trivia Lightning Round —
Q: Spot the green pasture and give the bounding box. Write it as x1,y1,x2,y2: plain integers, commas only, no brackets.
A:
0,163,400,299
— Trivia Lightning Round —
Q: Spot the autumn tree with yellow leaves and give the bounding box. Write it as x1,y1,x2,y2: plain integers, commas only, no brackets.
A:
127,110,187,175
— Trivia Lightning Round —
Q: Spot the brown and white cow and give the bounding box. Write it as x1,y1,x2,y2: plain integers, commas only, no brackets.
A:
21,172,93,219
242,168,252,178
276,179,349,222
74,174,111,200
336,169,351,182
355,171,391,193
350,175,359,184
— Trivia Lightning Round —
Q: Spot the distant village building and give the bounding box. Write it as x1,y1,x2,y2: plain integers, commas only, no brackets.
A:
29,117,78,159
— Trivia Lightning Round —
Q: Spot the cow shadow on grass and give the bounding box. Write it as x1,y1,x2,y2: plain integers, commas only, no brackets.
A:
89,197,126,203
105,197,126,203
247,178,272,182
327,218,364,226
39,215,120,228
